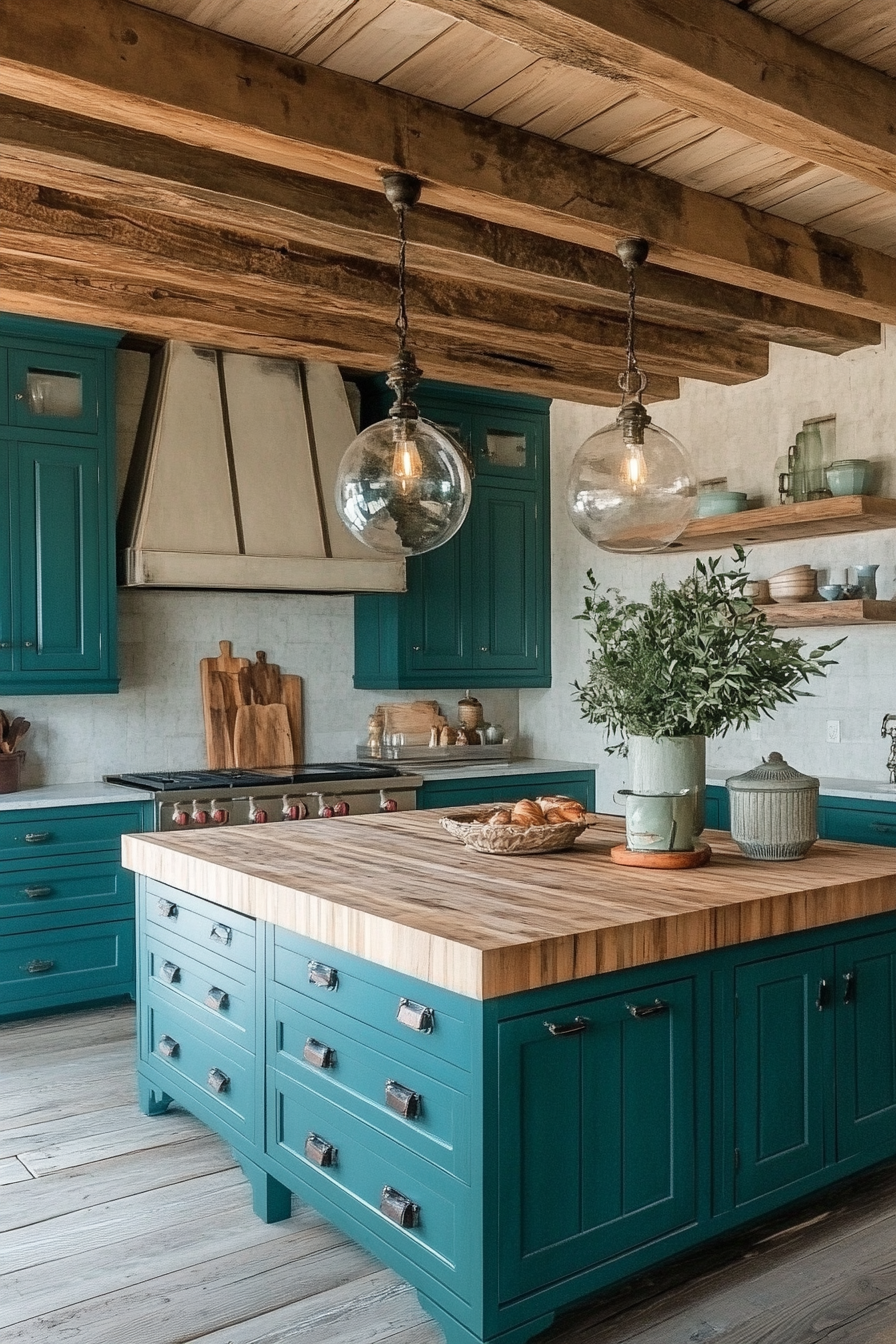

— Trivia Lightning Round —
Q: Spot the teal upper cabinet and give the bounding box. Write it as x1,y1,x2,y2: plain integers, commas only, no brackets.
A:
353,379,551,689
0,315,121,694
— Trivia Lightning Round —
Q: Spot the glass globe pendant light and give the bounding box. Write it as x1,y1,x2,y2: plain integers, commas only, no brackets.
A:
334,173,473,557
566,238,696,553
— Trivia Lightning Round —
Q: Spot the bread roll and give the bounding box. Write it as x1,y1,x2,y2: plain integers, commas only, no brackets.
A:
543,807,568,824
554,801,586,822
487,809,513,826
511,799,546,828
536,794,574,814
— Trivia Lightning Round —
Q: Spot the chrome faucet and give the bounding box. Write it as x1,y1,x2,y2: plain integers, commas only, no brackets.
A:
881,715,896,783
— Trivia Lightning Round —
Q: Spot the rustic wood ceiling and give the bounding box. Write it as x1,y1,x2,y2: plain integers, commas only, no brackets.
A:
0,0,893,404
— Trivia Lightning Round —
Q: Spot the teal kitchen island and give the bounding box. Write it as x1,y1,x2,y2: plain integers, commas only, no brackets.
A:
123,811,896,1344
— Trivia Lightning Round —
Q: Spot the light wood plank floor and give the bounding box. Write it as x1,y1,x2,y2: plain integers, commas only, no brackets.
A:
2,1005,896,1343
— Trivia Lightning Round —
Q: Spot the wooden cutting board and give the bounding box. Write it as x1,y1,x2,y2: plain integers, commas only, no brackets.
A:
280,674,304,765
200,641,249,768
378,700,443,738
233,703,294,768
246,651,282,706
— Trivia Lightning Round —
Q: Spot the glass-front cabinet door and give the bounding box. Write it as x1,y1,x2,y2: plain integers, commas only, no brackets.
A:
473,410,541,483
8,349,100,436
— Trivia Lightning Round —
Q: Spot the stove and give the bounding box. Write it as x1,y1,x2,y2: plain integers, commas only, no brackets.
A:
106,762,422,830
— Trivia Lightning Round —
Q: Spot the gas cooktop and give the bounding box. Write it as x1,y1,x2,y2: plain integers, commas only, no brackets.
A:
107,762,406,791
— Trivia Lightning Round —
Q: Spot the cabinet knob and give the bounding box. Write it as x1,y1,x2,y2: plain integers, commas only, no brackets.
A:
308,960,338,990
412,645,422,651
396,997,434,1034
480,645,489,651
157,1034,179,1058
207,1067,230,1093
23,641,35,648
14,392,24,401
385,1080,422,1119
380,1185,420,1228
304,1133,338,1167
303,1037,336,1069
23,886,53,899
205,986,229,1011
22,958,54,974
0,642,10,649
158,961,180,985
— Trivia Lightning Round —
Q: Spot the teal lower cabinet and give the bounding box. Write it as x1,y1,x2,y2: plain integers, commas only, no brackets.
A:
137,877,896,1344
417,769,595,814
0,800,150,1019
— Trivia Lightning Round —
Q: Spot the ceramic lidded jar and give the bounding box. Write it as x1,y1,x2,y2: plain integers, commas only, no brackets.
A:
726,753,819,861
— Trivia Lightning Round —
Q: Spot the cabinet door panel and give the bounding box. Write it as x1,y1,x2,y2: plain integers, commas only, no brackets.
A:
499,977,696,1299
406,535,471,674
473,486,539,672
472,410,540,483
16,441,102,673
836,932,896,1160
734,950,826,1205
8,349,100,436
0,448,11,673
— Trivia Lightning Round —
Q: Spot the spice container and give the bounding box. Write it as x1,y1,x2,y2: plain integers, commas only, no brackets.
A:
726,752,818,861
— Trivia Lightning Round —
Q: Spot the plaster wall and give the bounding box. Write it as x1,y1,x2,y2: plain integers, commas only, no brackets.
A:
519,328,896,812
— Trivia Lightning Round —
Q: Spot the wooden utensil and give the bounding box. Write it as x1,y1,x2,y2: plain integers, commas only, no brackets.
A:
248,651,282,706
233,703,294,768
6,717,30,753
280,673,304,765
200,640,250,768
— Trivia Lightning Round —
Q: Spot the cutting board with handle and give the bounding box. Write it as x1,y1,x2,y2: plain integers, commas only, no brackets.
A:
246,651,282,706
201,641,250,768
233,703,294,769
378,700,443,739
280,673,303,765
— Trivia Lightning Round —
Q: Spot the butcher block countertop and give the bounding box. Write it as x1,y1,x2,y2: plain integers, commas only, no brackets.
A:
122,811,896,1000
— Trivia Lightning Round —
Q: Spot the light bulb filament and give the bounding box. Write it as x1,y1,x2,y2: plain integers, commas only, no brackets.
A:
623,443,647,490
392,433,423,492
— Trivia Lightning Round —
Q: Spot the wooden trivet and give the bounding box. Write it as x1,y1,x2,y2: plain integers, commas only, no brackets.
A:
610,842,712,869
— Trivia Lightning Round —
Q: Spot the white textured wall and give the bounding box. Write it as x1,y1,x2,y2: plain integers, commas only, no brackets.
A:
520,328,896,812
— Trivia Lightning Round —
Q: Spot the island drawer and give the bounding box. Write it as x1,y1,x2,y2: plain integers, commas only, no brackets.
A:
145,933,255,1051
0,918,134,1015
268,1067,469,1293
0,807,144,860
144,880,256,970
0,861,132,918
143,992,256,1141
269,994,469,1181
271,928,472,1074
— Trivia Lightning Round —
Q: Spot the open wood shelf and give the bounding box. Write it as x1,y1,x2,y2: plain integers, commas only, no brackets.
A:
760,599,896,627
670,495,896,551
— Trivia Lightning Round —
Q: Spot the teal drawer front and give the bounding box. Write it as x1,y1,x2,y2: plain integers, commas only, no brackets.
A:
145,880,256,970
271,927,472,1074
417,770,595,813
268,1066,470,1292
271,994,469,1181
0,918,133,1012
0,861,132,918
819,804,896,847
0,807,143,859
145,933,255,1051
144,992,256,1141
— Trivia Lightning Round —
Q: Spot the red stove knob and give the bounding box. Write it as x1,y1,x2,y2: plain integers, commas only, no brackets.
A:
191,802,209,825
333,799,350,817
320,804,335,819
212,808,229,825
253,809,269,824
379,791,399,813
282,796,308,821
173,804,189,826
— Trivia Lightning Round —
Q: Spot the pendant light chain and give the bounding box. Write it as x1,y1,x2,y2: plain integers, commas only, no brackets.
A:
624,265,640,403
394,201,410,354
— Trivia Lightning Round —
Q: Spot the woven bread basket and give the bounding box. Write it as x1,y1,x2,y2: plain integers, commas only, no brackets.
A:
440,803,589,855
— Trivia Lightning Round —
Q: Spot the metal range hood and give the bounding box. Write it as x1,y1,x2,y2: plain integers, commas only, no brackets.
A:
117,342,405,592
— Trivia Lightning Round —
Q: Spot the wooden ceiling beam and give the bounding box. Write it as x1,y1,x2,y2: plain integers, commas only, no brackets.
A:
411,0,896,195
0,238,681,410
0,99,879,358
0,179,766,385
0,0,893,323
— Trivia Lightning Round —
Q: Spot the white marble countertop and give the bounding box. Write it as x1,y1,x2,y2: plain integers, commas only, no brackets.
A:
708,770,896,805
0,781,150,812
407,757,597,783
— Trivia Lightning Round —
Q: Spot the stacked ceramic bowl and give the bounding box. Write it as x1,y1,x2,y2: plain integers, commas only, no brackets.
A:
768,565,817,603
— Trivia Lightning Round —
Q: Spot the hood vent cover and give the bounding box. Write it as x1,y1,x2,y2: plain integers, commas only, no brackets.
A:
118,342,405,592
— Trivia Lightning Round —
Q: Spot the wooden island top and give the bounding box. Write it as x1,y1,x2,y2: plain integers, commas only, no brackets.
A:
122,811,896,999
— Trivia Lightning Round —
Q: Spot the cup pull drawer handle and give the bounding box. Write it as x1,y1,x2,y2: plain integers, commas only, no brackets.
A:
385,1080,422,1118
843,970,857,1005
205,987,229,1011
207,1068,230,1093
209,923,232,946
380,1185,420,1228
396,997,434,1033
157,1035,179,1058
158,961,180,985
24,832,50,844
870,823,896,833
545,1015,588,1036
303,1037,336,1069
304,1133,338,1167
23,886,53,899
626,999,669,1019
23,959,54,974
308,960,338,990
157,898,178,918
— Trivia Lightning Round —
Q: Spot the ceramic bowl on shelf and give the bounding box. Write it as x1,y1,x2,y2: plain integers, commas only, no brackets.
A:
826,459,871,496
743,579,771,605
768,568,817,603
818,584,844,601
695,491,748,518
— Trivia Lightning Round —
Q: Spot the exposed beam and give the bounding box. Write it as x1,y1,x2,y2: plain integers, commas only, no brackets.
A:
0,180,767,385
411,0,896,194
0,248,680,408
0,98,879,358
0,0,893,322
